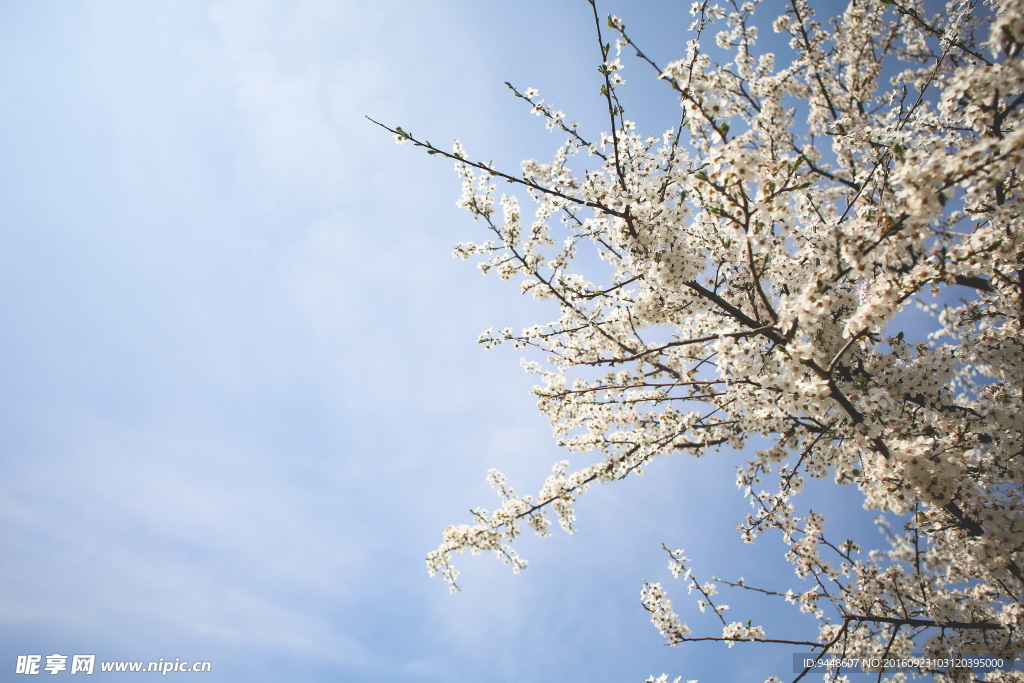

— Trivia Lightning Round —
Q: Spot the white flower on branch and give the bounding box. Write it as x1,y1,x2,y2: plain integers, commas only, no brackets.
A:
378,0,1024,678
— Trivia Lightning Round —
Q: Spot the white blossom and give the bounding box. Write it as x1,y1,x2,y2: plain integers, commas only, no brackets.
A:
389,0,1024,678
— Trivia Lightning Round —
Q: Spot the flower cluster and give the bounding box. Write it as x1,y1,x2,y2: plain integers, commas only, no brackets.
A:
392,0,1024,679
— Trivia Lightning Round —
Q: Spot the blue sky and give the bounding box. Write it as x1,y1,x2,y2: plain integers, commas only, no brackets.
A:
0,2,875,681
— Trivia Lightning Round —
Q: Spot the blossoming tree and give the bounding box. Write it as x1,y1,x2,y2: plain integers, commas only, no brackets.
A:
376,0,1023,680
